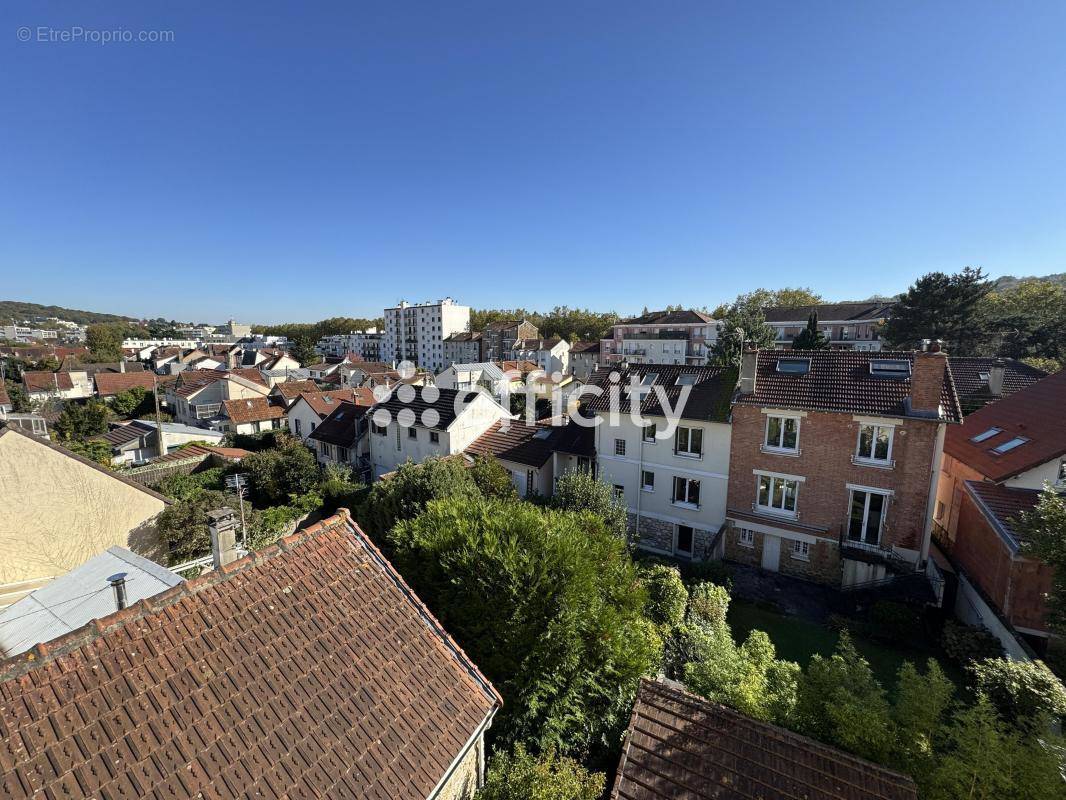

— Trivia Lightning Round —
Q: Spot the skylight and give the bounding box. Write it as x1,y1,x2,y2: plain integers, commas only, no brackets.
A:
869,359,911,378
970,427,1002,443
640,373,659,386
533,429,552,440
776,358,811,375
675,374,698,386
991,437,1028,454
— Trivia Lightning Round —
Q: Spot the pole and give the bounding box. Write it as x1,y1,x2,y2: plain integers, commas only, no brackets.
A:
153,374,166,457
237,476,248,550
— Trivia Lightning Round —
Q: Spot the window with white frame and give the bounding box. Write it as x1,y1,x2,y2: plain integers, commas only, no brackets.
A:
615,438,626,456
848,489,888,546
764,415,799,452
674,426,703,457
642,423,656,443
855,423,893,463
672,477,701,507
738,528,755,548
756,474,799,516
790,540,810,560
641,470,655,491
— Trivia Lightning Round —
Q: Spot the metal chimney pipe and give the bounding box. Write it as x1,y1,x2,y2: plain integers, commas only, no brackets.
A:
108,573,128,611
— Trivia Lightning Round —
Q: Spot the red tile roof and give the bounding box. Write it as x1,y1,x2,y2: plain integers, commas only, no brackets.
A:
613,679,918,800
222,396,286,425
945,370,1066,482
465,420,557,468
0,512,500,800
964,481,1043,552
296,388,374,417
21,370,74,393
172,369,226,397
271,379,318,400
94,371,157,397
229,367,268,386
0,383,9,407
947,357,1047,411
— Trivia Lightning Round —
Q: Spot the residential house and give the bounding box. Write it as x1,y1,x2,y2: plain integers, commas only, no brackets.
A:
511,336,571,375
933,369,1066,651
763,301,894,351
220,396,288,435
0,510,501,800
600,309,718,367
443,331,483,366
725,348,960,589
308,400,372,477
464,420,558,497
435,362,511,405
613,678,919,800
946,356,1047,415
166,369,270,428
480,319,538,362
586,364,736,561
342,361,428,390
0,427,168,608
95,420,225,466
569,340,600,381
285,387,375,441
306,359,345,382
269,379,319,403
94,370,158,399
0,546,182,656
21,369,92,401
368,386,509,478
382,297,471,373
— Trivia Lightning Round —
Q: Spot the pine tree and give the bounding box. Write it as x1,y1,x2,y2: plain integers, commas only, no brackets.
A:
791,312,829,350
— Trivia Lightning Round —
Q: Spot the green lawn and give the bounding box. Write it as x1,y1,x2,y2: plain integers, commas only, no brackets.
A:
727,600,967,693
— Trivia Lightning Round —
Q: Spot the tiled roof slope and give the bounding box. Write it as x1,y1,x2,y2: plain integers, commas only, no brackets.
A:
965,481,1042,552
445,331,482,342
297,388,375,417
308,400,369,447
585,365,737,423
945,369,1066,481
620,309,714,326
0,383,10,407
612,679,918,800
21,371,74,392
761,301,893,323
465,420,556,467
570,340,600,354
734,350,962,423
0,512,500,800
94,371,157,397
270,379,318,400
222,396,286,424
946,357,1047,413
372,387,483,431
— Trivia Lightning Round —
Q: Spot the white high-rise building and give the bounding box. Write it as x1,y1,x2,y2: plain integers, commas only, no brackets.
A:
381,298,470,373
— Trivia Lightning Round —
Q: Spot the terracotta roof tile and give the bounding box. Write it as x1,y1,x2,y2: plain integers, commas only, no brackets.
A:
0,383,9,407
465,420,556,468
271,379,318,400
296,388,374,417
947,357,1050,414
613,679,918,800
0,512,500,799
94,371,157,397
964,481,1042,551
229,368,268,387
22,371,74,393
221,397,286,425
586,364,737,423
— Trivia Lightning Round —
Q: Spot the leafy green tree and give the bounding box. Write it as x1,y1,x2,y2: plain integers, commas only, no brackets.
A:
242,435,322,506
772,287,824,308
85,322,129,361
1021,355,1061,373
978,280,1066,363
709,294,777,366
388,496,662,759
64,439,113,466
641,563,688,632
551,470,629,542
469,455,519,501
53,400,112,441
288,335,318,367
791,312,830,350
882,267,992,353
970,657,1066,729
1016,485,1066,635
891,660,954,779
109,385,153,418
476,745,605,800
156,489,235,562
4,380,31,412
354,456,480,539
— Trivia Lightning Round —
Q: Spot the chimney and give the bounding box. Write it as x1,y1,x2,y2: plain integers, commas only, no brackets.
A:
739,348,758,395
988,359,1006,397
107,573,128,611
910,347,948,416
208,507,240,569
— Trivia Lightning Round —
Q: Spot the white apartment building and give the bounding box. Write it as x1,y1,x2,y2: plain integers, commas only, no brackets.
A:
511,337,570,375
585,364,735,561
762,302,893,351
600,309,719,367
434,362,510,406
381,298,470,374
317,329,383,361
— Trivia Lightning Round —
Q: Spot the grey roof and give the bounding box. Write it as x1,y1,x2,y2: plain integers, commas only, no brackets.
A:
0,547,182,657
446,362,506,381
761,301,894,324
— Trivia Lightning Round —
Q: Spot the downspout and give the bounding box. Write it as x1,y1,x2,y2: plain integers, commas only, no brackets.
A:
920,422,948,566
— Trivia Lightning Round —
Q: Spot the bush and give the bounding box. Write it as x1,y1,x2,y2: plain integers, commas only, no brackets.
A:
970,657,1066,728
551,470,628,542
354,457,480,540
941,620,1004,665
687,581,731,630
476,745,605,800
642,564,688,632
155,467,227,500
867,601,924,645
677,558,733,588
242,435,321,506
469,455,519,501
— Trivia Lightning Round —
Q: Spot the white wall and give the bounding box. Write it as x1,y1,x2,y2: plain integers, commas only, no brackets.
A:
1006,458,1064,490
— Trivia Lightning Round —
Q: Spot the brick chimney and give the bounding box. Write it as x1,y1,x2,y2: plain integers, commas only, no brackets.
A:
739,348,758,395
208,507,240,569
910,345,947,416
988,359,1006,397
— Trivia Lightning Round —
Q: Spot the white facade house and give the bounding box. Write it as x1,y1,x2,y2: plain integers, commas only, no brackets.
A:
381,298,471,374
600,310,719,367
585,364,735,561
434,362,510,406
166,372,270,428
511,337,570,376
368,387,509,479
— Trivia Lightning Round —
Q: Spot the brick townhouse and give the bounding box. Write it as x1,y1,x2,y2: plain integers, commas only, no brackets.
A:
723,347,961,588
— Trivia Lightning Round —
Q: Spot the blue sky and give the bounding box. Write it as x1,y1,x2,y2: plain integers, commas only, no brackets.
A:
2,1,1065,323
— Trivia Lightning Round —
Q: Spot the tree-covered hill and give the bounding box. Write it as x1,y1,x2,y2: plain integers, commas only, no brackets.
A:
0,299,139,326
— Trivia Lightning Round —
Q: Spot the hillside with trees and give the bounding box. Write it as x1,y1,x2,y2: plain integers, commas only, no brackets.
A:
0,299,139,326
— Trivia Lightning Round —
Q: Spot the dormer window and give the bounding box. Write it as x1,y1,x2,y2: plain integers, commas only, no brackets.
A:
971,427,1002,443
869,359,911,378
991,437,1028,454
675,374,698,386
640,373,659,386
776,358,810,375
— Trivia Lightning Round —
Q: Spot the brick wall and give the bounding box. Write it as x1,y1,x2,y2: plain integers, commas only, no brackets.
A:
723,523,841,584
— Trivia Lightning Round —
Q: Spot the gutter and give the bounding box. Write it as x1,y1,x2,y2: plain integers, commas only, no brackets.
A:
426,705,498,799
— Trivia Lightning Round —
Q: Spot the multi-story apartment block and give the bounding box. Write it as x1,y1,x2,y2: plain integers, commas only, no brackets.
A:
317,329,383,361
724,347,960,588
481,319,539,362
763,301,893,351
600,310,718,367
586,364,736,561
382,298,470,373
443,331,482,366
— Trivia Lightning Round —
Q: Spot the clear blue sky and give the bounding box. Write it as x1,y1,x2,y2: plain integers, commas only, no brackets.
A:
3,1,1065,323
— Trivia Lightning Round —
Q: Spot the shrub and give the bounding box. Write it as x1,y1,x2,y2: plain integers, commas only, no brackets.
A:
687,582,731,630
551,470,629,542
940,620,1004,665
677,558,733,588
970,657,1066,728
469,455,519,501
241,435,321,506
476,745,605,800
867,601,924,645
642,564,688,632
354,457,480,540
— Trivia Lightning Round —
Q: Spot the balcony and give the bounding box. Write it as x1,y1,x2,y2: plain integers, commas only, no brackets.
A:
621,330,690,340
193,403,222,419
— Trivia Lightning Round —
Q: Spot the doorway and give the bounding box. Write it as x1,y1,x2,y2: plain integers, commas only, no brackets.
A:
675,525,694,558
761,535,781,572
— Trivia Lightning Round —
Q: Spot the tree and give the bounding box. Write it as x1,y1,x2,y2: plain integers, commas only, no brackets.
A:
977,280,1066,363
641,563,688,632
1016,485,1066,635
110,385,153,419
242,435,322,506
771,287,824,308
476,745,605,800
85,323,129,361
791,312,829,350
4,380,31,412
64,439,113,466
970,657,1066,729
388,496,662,759
53,400,111,441
1021,355,1062,373
156,489,233,563
551,470,629,542
288,335,318,367
892,660,954,780
881,267,992,353
469,455,519,501
709,294,777,366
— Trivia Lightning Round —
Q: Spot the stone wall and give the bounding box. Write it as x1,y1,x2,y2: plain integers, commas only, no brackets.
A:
723,521,841,586
629,513,719,561
433,735,481,800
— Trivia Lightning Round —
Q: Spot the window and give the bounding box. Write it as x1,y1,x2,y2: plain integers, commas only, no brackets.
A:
395,425,401,451
675,374,698,386
848,490,887,545
790,540,810,560
337,446,349,462
641,470,655,492
738,528,755,548
321,443,334,459
613,485,625,501
430,431,440,443
294,418,302,436
991,437,1028,454
526,470,534,496
764,415,799,452
676,525,694,556
756,475,799,516
935,500,945,521
673,477,701,508
855,423,893,463
675,426,703,457
970,427,1002,443
642,423,656,443
776,358,810,374
869,359,911,378
408,427,417,439
615,438,626,456
640,373,658,386
372,422,386,435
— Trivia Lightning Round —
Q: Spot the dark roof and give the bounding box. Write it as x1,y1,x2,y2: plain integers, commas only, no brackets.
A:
761,301,894,324
547,415,597,457
965,481,1043,552
465,420,557,467
308,400,369,447
98,419,155,446
733,350,962,423
946,357,1048,413
585,364,737,423
514,337,564,350
444,331,482,342
0,512,500,800
372,387,485,431
620,309,715,326
612,679,919,800
21,370,74,392
570,340,600,354
94,371,157,397
222,396,286,424
483,319,527,331
945,369,1066,481
142,443,250,465
69,362,147,377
